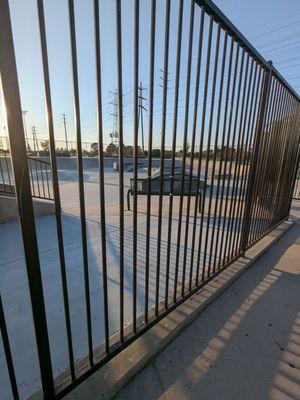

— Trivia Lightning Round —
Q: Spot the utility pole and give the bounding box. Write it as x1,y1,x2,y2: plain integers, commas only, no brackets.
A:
62,113,69,151
138,82,147,155
22,110,29,151
159,69,169,145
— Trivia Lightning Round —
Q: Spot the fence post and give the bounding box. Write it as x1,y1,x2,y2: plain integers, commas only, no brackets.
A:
240,61,273,254
0,0,55,398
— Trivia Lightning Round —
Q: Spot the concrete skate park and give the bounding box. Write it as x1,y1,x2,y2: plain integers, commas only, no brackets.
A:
0,156,248,399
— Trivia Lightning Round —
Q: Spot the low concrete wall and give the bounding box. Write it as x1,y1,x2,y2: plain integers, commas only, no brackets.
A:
31,157,182,171
0,195,55,224
1,156,183,172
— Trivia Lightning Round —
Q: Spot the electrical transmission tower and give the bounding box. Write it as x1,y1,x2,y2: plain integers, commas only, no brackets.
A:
138,82,147,155
109,90,119,147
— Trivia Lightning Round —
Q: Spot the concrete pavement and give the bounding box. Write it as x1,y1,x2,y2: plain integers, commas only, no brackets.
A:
114,203,300,400
1,164,297,400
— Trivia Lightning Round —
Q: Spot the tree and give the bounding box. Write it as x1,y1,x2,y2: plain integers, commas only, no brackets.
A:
124,145,134,157
40,140,49,152
90,142,98,156
151,148,161,158
105,143,118,156
40,140,49,156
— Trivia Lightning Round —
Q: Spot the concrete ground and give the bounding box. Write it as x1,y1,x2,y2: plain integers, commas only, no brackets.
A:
114,202,300,400
0,163,285,400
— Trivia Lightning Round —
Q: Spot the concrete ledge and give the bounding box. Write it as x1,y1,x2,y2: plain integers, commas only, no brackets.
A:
55,219,293,400
0,195,55,223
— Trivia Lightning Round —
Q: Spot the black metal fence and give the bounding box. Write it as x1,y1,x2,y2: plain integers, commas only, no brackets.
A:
0,0,300,399
292,162,300,200
0,149,53,200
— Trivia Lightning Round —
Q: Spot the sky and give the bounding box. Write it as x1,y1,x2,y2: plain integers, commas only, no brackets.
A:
0,0,299,150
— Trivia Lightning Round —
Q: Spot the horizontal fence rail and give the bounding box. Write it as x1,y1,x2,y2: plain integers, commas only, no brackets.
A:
0,0,300,399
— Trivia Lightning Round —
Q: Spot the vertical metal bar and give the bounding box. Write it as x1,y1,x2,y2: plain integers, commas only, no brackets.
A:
195,13,214,286
204,27,227,277
246,68,276,246
68,0,94,366
34,159,41,198
199,22,221,280
132,0,139,333
274,96,300,221
40,160,46,198
231,63,261,256
209,36,234,274
4,150,12,188
289,109,300,204
213,44,240,270
0,154,6,192
0,294,20,400
165,0,183,308
250,84,286,242
249,77,277,241
182,3,207,296
188,6,205,291
94,0,109,354
155,0,170,315
115,0,125,341
217,48,245,269
288,114,300,206
253,80,282,239
228,57,255,259
240,61,273,253
174,0,195,301
277,97,298,219
273,93,295,220
223,53,250,263
276,97,295,220
144,0,156,323
242,68,265,245
46,163,51,199
248,82,278,242
37,0,76,379
28,158,36,197
287,127,300,209
0,1,55,396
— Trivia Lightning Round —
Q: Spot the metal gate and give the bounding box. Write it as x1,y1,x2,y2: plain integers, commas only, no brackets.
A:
0,0,300,399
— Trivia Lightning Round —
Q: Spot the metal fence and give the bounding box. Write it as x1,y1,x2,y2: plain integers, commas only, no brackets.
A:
0,0,300,399
0,150,53,200
292,162,300,200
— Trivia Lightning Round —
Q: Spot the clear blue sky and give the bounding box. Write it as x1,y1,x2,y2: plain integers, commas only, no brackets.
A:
1,0,299,149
